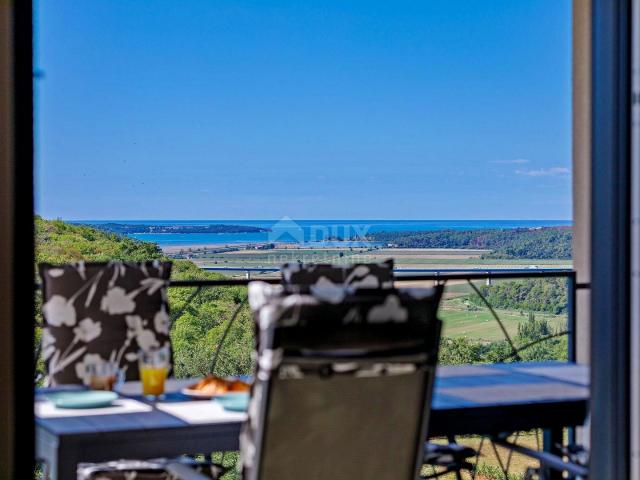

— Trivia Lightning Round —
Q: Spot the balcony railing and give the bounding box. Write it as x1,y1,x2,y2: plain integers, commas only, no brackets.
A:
167,268,587,364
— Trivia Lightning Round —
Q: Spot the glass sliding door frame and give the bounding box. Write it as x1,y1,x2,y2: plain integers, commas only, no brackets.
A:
631,1,640,478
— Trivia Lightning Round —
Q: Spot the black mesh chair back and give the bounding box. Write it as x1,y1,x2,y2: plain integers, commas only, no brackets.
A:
242,283,443,480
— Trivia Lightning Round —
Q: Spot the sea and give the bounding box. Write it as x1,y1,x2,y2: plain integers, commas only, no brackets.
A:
75,219,573,248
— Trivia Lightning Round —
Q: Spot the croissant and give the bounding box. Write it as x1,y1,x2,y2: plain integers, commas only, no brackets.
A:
189,375,250,395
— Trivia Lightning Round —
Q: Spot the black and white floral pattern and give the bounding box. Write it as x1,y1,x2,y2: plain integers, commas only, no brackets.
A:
280,260,394,291
77,458,224,480
39,261,172,385
248,281,440,328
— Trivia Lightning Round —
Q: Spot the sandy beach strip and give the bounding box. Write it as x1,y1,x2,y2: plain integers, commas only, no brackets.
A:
162,243,236,253
161,242,309,254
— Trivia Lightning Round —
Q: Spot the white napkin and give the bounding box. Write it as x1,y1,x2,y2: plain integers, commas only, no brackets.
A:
156,400,246,424
35,398,153,418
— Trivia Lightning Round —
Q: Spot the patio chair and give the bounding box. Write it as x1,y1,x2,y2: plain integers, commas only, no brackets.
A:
39,261,172,385
240,282,443,480
77,457,225,480
275,262,478,479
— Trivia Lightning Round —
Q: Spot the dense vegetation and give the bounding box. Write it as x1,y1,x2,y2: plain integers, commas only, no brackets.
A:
167,261,253,378
83,222,270,235
37,218,165,263
366,227,572,259
469,278,569,315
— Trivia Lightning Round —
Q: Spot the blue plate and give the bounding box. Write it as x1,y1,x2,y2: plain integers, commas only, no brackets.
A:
214,392,249,412
46,391,118,409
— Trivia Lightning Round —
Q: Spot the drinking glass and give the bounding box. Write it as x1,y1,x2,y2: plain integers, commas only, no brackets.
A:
139,346,170,399
86,361,122,391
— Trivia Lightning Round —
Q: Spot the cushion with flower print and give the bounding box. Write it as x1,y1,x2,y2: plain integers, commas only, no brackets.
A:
39,261,172,385
280,259,394,292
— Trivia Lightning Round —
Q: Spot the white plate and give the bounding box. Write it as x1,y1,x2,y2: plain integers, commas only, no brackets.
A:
180,387,220,399
115,378,196,396
180,377,251,399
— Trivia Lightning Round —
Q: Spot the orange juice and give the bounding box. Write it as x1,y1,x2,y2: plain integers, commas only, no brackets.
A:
140,366,168,396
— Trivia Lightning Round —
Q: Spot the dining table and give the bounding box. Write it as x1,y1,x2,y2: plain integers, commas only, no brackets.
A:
36,361,589,480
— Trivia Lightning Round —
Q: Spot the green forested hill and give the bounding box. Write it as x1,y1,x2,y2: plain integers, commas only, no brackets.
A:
35,217,253,379
36,217,165,264
469,278,569,315
87,223,269,235
367,227,572,259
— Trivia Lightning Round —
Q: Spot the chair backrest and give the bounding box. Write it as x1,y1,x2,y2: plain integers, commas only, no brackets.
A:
77,458,222,480
242,283,443,480
280,259,394,291
39,261,172,385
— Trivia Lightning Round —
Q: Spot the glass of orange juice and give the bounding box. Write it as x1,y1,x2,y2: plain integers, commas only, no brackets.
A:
139,346,169,399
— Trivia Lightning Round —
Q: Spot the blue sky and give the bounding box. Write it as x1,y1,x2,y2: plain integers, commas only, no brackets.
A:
35,0,572,220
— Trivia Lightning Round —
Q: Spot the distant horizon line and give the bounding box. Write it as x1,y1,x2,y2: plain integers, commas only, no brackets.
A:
59,218,573,223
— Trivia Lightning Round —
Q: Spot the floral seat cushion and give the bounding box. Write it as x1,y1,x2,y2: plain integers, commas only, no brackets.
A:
280,259,394,290
39,261,172,385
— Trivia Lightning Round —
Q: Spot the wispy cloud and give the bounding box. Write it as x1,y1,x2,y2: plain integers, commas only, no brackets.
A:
515,167,570,177
491,158,530,165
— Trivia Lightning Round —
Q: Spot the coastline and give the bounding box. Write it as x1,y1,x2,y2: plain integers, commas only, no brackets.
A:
161,242,382,254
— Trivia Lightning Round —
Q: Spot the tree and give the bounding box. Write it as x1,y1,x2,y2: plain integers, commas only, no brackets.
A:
468,279,568,315
438,337,484,365
514,312,567,362
366,227,572,259
517,312,552,340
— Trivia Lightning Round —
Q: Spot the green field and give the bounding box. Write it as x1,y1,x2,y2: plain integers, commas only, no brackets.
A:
440,305,566,341
172,246,572,271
